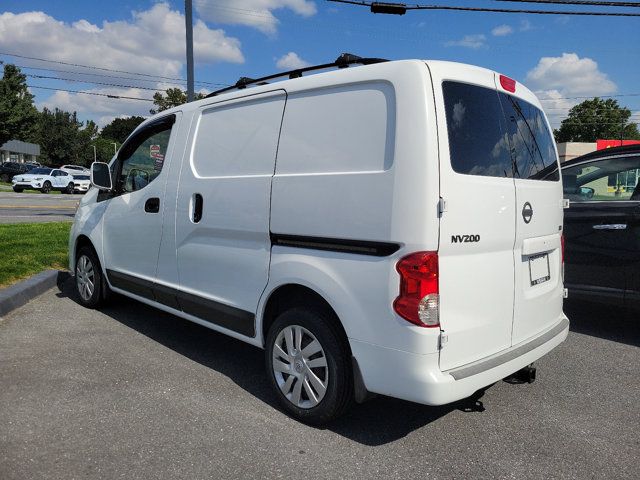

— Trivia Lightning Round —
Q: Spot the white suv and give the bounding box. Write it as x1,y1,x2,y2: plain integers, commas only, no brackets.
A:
69,55,569,424
12,167,83,194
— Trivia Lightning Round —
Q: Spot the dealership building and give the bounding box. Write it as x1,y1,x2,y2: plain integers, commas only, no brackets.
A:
0,140,41,163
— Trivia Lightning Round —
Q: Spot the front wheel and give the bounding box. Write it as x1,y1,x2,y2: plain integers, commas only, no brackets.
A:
13,187,23,193
75,246,108,308
41,181,51,194
265,307,353,424
65,182,74,194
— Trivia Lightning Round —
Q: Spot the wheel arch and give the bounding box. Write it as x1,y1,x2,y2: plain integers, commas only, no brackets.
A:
260,283,351,356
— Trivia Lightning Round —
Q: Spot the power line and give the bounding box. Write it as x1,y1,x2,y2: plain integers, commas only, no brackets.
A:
329,0,640,15
8,63,225,88
27,85,154,102
497,1,640,7
0,51,229,87
25,74,170,92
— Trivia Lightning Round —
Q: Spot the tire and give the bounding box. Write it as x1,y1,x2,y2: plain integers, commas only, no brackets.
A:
265,306,354,424
65,182,74,194
75,246,110,309
41,181,51,194
13,187,23,193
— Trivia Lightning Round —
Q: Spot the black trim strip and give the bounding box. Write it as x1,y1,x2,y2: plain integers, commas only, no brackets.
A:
270,233,400,257
106,269,255,337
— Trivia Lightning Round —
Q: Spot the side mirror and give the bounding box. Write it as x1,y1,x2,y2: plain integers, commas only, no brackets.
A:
580,187,594,199
91,162,113,191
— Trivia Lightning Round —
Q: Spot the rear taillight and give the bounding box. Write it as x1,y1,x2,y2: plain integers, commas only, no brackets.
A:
393,252,439,327
499,74,516,93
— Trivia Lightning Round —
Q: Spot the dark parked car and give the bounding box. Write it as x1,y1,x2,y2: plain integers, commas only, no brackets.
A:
0,161,32,182
561,144,640,309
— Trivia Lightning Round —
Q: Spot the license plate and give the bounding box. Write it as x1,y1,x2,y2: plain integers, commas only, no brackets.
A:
529,253,550,286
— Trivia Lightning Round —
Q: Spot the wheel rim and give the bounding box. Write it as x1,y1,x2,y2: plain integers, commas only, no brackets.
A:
43,182,50,192
272,325,329,409
76,254,95,301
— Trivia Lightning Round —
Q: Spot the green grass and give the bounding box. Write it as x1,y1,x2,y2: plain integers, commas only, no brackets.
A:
0,222,71,287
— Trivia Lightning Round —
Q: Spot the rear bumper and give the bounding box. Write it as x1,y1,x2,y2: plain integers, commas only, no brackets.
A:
351,314,569,406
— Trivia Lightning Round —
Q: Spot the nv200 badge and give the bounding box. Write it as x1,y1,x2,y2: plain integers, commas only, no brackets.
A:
451,234,480,243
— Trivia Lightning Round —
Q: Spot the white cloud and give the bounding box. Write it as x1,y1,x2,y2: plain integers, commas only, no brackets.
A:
194,0,317,34
526,53,616,96
520,19,533,31
0,4,244,126
525,53,617,128
492,25,513,37
445,34,486,49
0,3,244,82
276,52,310,69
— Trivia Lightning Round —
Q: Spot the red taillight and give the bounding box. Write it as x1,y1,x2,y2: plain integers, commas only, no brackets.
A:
499,74,516,93
393,252,439,327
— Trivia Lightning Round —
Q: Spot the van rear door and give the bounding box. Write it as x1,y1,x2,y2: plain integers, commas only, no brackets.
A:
497,85,564,345
429,63,516,371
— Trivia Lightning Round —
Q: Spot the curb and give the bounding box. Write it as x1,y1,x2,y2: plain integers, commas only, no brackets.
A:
0,270,70,318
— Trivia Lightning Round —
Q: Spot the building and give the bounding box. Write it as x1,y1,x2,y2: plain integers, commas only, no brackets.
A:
0,140,41,163
556,142,596,163
556,139,640,163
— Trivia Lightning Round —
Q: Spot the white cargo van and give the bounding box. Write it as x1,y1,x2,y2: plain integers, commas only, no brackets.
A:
70,55,569,424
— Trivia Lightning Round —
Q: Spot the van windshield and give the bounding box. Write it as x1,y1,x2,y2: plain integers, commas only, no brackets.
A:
443,81,559,181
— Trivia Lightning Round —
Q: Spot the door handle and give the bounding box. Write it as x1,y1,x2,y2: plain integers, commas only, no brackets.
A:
144,197,160,213
592,224,626,230
192,193,203,223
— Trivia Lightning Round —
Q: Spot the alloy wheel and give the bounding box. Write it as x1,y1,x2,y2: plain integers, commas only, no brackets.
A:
76,254,95,302
272,325,329,409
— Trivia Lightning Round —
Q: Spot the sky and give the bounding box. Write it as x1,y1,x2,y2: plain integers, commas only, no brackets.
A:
0,0,638,129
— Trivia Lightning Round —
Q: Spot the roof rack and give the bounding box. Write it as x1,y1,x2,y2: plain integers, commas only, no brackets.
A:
205,53,389,98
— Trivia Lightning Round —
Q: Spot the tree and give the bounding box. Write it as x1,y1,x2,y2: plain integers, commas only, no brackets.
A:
150,87,205,114
0,63,39,146
100,116,145,144
554,98,640,143
36,108,93,166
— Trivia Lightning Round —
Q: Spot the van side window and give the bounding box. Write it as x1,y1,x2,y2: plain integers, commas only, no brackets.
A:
116,116,174,193
443,82,513,178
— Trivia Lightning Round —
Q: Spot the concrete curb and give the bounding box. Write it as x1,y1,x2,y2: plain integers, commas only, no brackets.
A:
0,270,70,318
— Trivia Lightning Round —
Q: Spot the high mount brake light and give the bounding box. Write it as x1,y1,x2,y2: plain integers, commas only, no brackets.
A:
500,75,516,93
393,252,440,328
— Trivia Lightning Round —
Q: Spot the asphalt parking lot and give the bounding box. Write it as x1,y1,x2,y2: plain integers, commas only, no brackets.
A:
1,280,638,480
0,191,78,224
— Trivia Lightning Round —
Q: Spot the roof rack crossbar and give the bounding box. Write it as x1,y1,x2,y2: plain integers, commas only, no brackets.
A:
205,53,388,98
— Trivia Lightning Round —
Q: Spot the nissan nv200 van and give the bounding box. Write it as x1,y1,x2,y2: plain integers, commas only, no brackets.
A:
70,55,569,424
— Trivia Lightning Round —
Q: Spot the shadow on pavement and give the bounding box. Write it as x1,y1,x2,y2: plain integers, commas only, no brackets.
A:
564,301,639,348
57,278,487,446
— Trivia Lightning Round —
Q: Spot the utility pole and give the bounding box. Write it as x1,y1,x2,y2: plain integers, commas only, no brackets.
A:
92,145,97,162
185,0,195,102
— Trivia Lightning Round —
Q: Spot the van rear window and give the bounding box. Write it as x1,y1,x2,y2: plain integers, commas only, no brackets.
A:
443,81,559,181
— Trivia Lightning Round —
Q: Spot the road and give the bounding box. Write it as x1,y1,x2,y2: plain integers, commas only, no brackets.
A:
0,280,638,480
0,191,79,223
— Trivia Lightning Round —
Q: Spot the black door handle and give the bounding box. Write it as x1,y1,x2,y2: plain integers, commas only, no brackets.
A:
145,197,160,213
193,193,203,223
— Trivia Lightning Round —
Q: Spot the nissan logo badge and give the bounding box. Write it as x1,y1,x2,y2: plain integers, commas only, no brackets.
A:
522,202,533,224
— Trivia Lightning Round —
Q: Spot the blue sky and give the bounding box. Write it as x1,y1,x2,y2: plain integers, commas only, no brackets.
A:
0,0,638,127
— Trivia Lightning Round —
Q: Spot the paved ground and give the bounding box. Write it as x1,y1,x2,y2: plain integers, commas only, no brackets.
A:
0,191,78,223
0,280,638,480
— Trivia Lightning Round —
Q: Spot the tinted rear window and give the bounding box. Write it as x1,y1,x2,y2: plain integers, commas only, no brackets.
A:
29,168,52,174
443,81,558,181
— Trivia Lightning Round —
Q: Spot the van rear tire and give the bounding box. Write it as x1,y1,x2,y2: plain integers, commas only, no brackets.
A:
265,307,353,424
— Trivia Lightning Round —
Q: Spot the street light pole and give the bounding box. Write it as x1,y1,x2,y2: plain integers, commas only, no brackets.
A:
185,0,195,102
112,142,117,155
92,145,96,163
